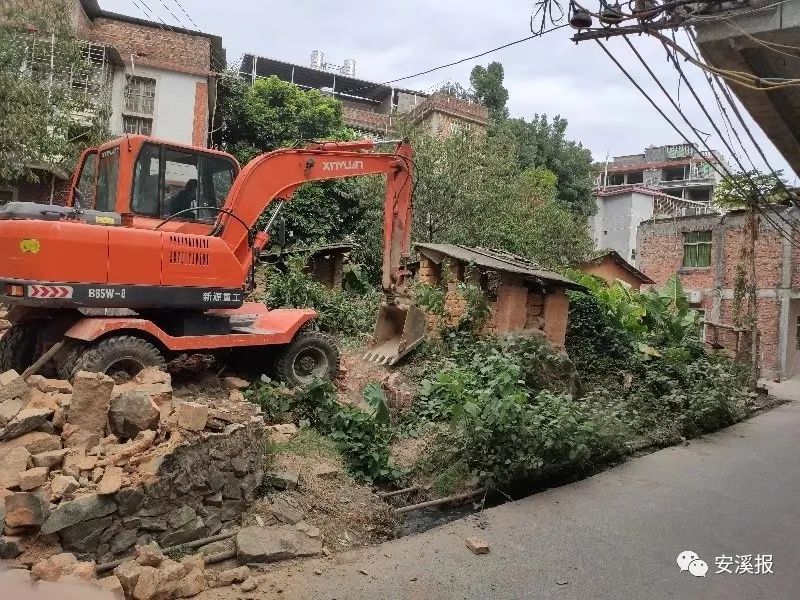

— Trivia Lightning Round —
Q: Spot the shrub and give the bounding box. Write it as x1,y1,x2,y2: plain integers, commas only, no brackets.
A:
263,256,380,339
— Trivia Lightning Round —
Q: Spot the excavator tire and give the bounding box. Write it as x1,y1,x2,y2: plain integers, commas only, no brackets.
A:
0,323,39,373
62,335,166,383
276,330,340,387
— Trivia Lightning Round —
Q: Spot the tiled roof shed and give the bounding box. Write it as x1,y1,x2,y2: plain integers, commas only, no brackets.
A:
414,244,584,291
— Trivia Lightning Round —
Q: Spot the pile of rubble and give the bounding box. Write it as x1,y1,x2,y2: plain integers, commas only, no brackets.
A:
0,367,266,573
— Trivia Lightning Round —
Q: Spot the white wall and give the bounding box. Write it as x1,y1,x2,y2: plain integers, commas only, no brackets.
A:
590,191,655,266
110,65,205,145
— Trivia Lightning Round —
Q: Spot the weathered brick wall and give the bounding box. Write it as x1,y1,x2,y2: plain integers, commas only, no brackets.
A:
79,15,211,76
192,82,208,146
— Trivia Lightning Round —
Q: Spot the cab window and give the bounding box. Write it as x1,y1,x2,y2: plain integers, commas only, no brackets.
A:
96,146,120,212
131,143,235,221
75,152,98,207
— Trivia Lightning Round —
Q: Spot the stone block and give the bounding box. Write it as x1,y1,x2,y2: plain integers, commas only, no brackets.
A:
60,515,113,554
28,375,73,394
115,487,145,517
236,525,322,563
158,558,187,582
175,401,209,431
68,371,114,437
0,446,30,489
96,575,125,599
41,493,117,534
50,474,79,501
0,407,54,442
98,466,123,496
0,398,25,426
1,431,61,455
0,370,29,403
32,448,68,469
465,536,490,554
0,535,23,559
268,497,303,525
110,528,138,555
264,470,299,490
114,560,143,597
213,565,249,587
109,390,160,440
30,552,79,581
174,568,206,598
19,467,48,491
134,367,171,386
133,565,160,600
135,542,165,567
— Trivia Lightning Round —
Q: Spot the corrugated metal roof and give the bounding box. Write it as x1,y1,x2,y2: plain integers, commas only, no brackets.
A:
415,243,583,290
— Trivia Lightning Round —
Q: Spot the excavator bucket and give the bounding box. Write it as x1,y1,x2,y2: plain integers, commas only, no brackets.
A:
364,302,427,366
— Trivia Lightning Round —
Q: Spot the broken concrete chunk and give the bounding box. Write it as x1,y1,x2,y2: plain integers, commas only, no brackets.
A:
135,542,165,567
40,493,117,534
264,470,299,491
4,492,51,527
223,376,249,390
465,536,490,555
213,565,250,587
68,371,114,438
132,565,160,600
30,551,79,581
32,448,68,469
0,407,54,442
114,560,143,597
175,401,209,431
96,575,125,599
98,466,123,496
0,370,29,403
173,567,207,598
1,431,61,455
28,375,73,394
50,474,80,501
236,525,323,563
0,446,31,489
26,389,61,412
18,467,48,491
109,390,160,440
0,398,25,427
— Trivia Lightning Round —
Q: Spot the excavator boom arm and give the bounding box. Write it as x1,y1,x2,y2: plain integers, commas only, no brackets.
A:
218,141,414,293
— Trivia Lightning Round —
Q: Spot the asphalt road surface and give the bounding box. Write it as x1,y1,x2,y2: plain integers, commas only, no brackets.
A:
233,399,799,600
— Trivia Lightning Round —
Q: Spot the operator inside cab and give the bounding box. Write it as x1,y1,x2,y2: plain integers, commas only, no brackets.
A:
168,178,198,217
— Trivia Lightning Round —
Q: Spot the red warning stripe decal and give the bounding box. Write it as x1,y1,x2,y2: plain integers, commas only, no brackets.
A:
27,285,73,299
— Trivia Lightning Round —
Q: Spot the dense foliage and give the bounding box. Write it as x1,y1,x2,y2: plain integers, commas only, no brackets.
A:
714,169,788,209
0,1,110,182
248,378,397,483
262,255,379,339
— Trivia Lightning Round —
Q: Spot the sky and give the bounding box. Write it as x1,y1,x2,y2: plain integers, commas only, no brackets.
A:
99,0,795,180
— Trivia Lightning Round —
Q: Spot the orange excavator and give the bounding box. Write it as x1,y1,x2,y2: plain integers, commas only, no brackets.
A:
0,135,426,385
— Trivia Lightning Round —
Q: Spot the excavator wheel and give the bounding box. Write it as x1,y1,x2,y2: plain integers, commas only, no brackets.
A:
59,335,166,383
276,331,340,387
0,322,39,373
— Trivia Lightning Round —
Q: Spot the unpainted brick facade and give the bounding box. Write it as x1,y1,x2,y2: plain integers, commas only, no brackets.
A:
417,254,571,349
638,209,800,380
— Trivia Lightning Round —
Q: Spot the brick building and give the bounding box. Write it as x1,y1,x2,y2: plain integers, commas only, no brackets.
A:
415,244,582,349
2,0,223,205
578,249,654,291
638,207,799,380
239,54,489,138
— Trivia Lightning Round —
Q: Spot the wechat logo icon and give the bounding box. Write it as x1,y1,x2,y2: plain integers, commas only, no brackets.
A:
677,550,708,577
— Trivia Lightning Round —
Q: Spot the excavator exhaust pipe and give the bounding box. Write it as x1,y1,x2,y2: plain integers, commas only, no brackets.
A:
364,302,427,366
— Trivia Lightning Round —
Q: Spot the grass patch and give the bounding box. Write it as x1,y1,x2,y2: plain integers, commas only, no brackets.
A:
271,428,340,460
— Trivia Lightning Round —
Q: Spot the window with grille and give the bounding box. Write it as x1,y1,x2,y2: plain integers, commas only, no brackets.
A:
682,230,712,268
123,115,153,136
125,76,156,115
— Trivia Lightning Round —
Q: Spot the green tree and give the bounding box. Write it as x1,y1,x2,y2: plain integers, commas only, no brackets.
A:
0,0,110,182
437,81,472,101
498,115,596,217
470,62,509,118
215,73,347,163
713,169,787,209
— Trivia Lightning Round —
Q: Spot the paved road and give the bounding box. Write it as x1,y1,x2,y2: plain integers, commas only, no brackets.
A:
230,400,800,600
